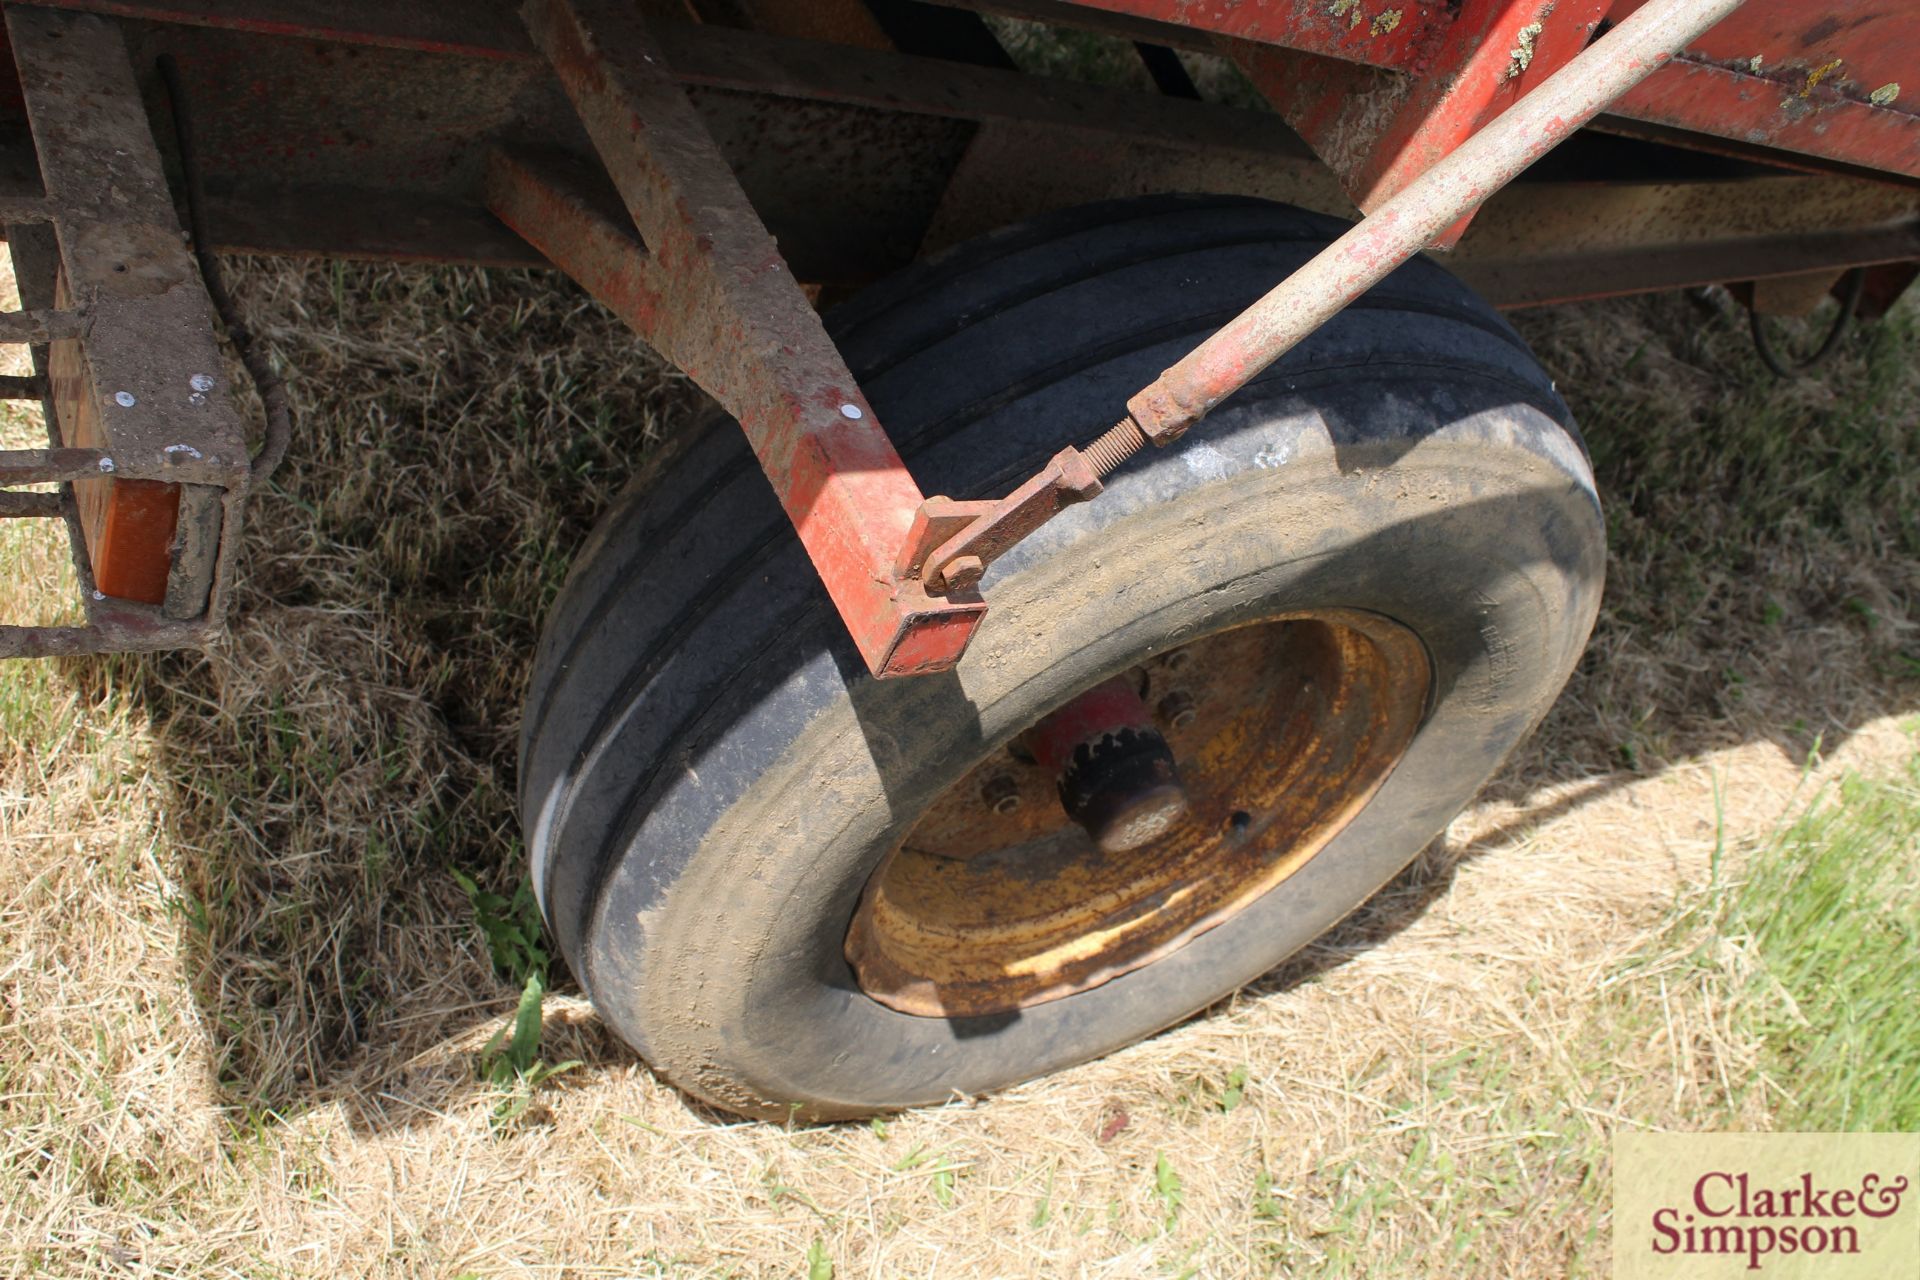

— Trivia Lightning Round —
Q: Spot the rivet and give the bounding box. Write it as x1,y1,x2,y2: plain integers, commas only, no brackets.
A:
188,392,207,406
97,457,115,472
839,402,863,419
113,390,136,407
189,373,214,392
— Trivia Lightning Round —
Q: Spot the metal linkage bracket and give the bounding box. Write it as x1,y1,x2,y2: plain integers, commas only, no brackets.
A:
495,0,985,678
897,416,1162,595
0,8,254,658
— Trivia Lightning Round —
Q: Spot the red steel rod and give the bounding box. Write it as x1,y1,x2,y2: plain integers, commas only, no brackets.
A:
1126,0,1749,441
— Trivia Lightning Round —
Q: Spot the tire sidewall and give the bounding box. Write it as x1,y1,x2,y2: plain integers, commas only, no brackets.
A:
586,381,1601,1119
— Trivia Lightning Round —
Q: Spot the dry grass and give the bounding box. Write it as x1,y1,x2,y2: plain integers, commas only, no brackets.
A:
0,241,1915,1278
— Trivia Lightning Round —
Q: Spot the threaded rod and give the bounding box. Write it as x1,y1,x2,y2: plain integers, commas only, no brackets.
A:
1082,416,1148,477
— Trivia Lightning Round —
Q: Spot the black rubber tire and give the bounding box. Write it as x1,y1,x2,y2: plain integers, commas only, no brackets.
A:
520,195,1604,1120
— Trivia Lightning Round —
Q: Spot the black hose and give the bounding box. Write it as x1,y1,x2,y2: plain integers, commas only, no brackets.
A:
1749,268,1866,379
156,55,292,484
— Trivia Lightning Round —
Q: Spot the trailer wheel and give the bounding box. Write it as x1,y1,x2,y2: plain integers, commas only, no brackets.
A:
520,196,1603,1120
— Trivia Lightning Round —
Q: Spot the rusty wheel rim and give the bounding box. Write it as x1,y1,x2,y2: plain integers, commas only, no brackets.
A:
845,610,1431,1018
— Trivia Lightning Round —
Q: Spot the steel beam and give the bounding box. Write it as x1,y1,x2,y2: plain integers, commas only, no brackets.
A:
10,2,1912,299
921,0,1920,186
1236,0,1612,247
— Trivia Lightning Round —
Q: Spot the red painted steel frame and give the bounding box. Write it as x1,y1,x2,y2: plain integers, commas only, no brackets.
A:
1237,0,1611,246
1129,0,1749,444
505,0,984,678
1071,0,1920,185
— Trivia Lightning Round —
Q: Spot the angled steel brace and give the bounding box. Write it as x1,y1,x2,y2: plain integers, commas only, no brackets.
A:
499,0,984,678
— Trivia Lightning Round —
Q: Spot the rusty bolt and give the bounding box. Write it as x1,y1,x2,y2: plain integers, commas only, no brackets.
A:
1158,691,1198,730
981,773,1021,815
1162,648,1191,671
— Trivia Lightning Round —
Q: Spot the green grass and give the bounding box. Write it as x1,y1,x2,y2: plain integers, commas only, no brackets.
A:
1246,746,1920,1276
1722,763,1920,1129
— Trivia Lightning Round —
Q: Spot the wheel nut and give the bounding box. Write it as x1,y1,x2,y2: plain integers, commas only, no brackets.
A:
1158,691,1197,730
981,774,1021,815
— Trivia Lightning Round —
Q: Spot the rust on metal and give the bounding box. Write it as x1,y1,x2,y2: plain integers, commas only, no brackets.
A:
22,0,538,59
505,0,987,677
1063,0,1450,72
905,0,1746,606
977,0,1920,182
0,490,62,519
904,416,1152,593
846,611,1430,1017
0,309,85,342
8,0,1914,671
910,446,1103,594
1448,172,1920,308
8,1,1903,310
0,447,119,485
1604,0,1920,182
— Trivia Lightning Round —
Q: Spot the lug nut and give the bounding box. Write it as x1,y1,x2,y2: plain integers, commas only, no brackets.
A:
1157,691,1197,730
1163,648,1191,671
981,773,1021,815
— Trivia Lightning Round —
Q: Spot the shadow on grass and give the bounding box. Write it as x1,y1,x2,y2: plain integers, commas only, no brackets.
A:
62,267,1920,1136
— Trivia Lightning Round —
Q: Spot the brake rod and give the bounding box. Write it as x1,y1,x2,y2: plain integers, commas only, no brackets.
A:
909,0,1748,594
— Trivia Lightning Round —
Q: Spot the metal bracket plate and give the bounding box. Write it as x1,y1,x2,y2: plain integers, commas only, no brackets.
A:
0,7,254,658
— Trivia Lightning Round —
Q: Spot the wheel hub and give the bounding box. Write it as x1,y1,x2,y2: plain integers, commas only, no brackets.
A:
844,609,1431,1018
1024,675,1189,854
